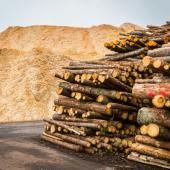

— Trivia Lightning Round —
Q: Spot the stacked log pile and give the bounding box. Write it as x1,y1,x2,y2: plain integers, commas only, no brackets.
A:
41,22,170,168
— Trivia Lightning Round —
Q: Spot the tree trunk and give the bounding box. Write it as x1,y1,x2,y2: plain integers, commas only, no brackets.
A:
137,107,170,128
147,123,170,140
127,152,170,169
98,48,146,61
132,83,170,98
54,95,112,115
130,142,170,160
135,135,170,150
147,47,170,57
41,132,83,152
44,119,86,136
46,131,91,148
107,102,138,111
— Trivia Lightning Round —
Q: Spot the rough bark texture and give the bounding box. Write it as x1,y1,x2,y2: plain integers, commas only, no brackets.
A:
135,135,170,150
147,47,170,57
130,142,170,160
132,83,170,98
137,107,170,128
54,95,112,115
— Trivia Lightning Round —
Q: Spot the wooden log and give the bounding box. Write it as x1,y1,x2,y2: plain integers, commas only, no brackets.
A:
52,120,101,130
46,132,91,148
63,65,126,70
147,47,170,57
135,135,170,150
106,76,132,92
41,132,83,152
96,95,111,104
99,48,146,61
130,142,170,160
44,119,86,136
54,95,112,115
55,72,64,80
127,152,170,169
135,78,170,84
132,83,170,98
56,86,71,97
137,107,170,128
52,114,108,128
152,95,166,108
147,123,170,140
59,82,122,100
107,102,138,111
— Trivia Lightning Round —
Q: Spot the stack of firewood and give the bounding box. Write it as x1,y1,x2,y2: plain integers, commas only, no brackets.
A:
41,22,170,168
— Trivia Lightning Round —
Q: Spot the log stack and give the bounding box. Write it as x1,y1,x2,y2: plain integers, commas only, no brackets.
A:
41,22,170,168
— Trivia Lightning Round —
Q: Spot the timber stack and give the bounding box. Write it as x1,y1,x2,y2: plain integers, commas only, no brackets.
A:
41,21,170,169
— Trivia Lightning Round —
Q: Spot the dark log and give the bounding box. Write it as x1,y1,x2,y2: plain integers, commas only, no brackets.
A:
54,95,112,116
99,48,146,61
107,102,138,111
46,131,91,148
59,82,122,100
147,123,170,140
44,119,86,136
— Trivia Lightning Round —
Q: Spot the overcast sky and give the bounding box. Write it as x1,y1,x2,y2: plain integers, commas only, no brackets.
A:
0,0,169,31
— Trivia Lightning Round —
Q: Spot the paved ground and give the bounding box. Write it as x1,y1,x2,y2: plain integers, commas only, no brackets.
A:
0,121,162,170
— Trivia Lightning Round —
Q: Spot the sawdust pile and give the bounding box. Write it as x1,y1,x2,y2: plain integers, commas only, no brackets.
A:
0,23,142,122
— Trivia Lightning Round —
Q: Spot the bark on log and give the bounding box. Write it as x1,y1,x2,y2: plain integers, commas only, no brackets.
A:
46,131,91,148
54,95,112,115
147,47,170,57
59,82,122,100
147,123,170,140
127,152,170,169
107,102,138,111
130,142,170,160
137,107,170,128
98,48,146,61
44,119,86,136
52,114,108,128
41,132,83,152
135,135,170,150
132,83,170,98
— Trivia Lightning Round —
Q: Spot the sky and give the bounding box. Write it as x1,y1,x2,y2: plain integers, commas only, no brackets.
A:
0,0,170,31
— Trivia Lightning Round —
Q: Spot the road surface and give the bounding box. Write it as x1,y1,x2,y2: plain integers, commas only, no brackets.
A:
0,121,162,170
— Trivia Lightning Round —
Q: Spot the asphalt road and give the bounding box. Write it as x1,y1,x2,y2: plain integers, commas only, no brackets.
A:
0,121,162,170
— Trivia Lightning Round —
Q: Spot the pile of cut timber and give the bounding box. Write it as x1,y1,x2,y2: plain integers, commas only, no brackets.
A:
41,22,170,169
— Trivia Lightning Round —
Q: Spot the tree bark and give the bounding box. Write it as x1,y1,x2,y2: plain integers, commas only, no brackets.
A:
147,47,170,57
98,48,146,61
44,119,86,136
135,135,170,150
46,131,91,148
54,95,112,115
59,82,122,100
132,83,170,98
137,107,170,128
130,142,170,160
41,132,83,152
127,152,170,169
107,102,138,111
147,123,170,140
